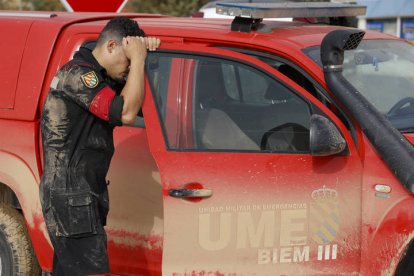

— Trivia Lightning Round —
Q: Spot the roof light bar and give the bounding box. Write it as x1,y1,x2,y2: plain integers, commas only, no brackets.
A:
216,2,366,19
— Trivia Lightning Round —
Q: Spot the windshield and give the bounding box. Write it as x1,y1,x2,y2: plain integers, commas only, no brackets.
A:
305,40,414,132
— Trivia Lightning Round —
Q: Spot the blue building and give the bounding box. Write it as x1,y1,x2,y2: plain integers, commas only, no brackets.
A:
357,0,414,40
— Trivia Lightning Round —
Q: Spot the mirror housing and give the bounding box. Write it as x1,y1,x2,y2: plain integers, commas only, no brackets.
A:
310,114,346,156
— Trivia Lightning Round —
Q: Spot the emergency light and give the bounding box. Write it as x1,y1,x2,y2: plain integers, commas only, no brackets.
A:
216,2,367,19
216,2,367,32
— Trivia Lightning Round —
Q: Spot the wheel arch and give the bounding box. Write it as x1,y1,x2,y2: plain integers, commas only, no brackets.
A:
0,150,53,271
0,181,21,209
395,237,414,275
362,196,414,275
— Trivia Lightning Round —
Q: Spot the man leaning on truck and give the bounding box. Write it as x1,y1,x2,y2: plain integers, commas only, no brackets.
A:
39,17,160,275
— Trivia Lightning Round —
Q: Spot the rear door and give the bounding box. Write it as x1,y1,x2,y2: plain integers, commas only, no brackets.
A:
39,29,164,275
0,18,32,109
143,45,363,274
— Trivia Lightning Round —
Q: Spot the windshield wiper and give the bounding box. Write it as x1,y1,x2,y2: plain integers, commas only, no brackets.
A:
400,128,414,134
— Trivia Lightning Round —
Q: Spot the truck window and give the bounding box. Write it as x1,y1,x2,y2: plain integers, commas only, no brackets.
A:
305,39,414,132
240,52,355,140
0,19,32,109
147,53,312,153
218,48,325,102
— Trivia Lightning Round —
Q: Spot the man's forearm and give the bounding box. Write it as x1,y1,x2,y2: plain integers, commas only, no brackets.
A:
120,59,145,125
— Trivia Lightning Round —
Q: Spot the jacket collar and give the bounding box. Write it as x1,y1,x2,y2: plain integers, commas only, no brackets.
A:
74,45,107,78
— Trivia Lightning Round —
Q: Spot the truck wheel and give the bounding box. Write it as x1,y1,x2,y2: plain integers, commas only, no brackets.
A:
0,204,41,276
395,239,414,276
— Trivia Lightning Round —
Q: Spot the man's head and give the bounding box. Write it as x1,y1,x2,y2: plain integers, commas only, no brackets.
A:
93,16,145,82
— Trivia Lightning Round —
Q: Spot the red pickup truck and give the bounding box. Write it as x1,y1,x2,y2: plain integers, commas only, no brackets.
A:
1,2,414,275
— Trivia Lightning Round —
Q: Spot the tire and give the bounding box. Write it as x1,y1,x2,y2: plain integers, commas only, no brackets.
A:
395,238,414,276
0,204,41,276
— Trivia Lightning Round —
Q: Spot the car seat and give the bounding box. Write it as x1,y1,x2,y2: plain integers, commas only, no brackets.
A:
194,60,260,150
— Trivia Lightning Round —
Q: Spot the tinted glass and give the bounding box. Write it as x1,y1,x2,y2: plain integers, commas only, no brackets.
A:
147,53,311,152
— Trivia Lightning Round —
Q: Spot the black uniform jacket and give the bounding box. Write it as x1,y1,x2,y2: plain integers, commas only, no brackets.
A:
40,46,124,237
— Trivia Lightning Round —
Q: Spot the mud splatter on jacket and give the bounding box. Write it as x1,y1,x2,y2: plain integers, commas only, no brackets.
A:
40,45,124,237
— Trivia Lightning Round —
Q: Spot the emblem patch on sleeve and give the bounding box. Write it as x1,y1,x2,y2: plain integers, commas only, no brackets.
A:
81,71,99,88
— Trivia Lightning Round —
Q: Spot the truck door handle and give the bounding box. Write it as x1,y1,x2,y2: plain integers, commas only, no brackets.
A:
169,188,213,198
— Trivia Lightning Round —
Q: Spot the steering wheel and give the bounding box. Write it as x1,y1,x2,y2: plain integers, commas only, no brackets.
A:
388,97,414,117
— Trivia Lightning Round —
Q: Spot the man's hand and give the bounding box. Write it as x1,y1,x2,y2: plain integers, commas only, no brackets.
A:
143,37,161,51
122,36,161,62
122,36,147,63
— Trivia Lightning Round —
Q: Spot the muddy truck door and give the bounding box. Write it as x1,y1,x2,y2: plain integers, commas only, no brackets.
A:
143,45,364,274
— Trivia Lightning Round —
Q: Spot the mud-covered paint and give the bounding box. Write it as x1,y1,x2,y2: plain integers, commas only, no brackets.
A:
142,44,365,275
107,231,162,275
384,232,414,275
0,12,414,275
103,124,163,274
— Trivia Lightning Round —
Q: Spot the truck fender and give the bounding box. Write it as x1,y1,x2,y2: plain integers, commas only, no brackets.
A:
362,197,414,275
394,236,414,275
0,150,53,269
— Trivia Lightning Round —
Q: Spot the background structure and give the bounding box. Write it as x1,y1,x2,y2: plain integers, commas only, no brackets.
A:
1,0,414,40
0,0,210,16
357,0,414,40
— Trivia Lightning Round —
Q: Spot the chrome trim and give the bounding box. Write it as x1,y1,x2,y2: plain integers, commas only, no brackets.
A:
169,188,213,198
374,184,392,193
0,12,57,18
323,64,343,72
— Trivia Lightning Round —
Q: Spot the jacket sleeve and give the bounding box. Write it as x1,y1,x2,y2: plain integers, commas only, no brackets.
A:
57,64,124,126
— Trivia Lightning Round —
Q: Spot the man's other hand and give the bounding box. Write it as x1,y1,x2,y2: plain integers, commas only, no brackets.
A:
143,37,161,51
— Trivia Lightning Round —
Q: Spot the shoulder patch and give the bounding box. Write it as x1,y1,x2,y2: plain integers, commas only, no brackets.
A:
80,71,99,88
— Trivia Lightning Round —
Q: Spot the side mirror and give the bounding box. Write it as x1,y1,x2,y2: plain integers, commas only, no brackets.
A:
310,114,346,156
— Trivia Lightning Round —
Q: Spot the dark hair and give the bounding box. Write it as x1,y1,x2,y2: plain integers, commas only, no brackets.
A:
96,16,145,46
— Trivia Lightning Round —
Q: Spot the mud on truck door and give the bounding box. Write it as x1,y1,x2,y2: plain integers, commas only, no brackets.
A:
143,45,364,274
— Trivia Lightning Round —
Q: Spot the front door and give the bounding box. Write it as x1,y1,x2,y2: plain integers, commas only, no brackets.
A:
143,45,363,274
